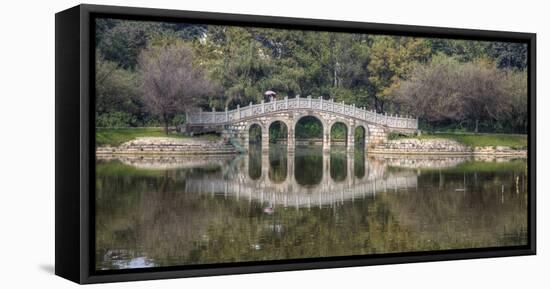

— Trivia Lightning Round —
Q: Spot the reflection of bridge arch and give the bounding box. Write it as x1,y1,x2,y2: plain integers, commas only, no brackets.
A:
187,151,417,208
245,148,387,189
97,154,492,209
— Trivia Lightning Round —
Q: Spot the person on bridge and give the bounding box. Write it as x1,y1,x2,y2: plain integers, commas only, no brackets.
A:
264,90,277,101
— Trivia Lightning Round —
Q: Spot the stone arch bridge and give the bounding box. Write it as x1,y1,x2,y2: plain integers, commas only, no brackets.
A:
186,96,418,152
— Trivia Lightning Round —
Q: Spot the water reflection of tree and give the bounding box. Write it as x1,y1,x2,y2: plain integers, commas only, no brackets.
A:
330,147,347,182
190,167,527,263
383,164,528,250
95,161,221,269
294,146,323,186
248,144,262,180
269,144,287,183
96,158,528,268
354,150,365,178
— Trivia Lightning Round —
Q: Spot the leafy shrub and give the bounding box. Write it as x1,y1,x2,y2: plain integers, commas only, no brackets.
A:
96,111,138,127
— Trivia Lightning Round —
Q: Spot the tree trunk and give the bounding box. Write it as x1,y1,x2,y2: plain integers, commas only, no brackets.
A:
163,113,169,135
375,99,385,114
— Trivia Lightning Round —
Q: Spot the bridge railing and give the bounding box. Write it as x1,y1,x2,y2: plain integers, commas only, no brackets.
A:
187,96,418,130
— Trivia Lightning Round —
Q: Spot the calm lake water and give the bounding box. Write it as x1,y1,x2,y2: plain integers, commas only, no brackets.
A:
95,144,528,270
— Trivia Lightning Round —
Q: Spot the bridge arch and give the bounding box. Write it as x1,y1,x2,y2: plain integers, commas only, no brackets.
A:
329,121,349,146
355,124,369,148
267,119,290,145
294,114,326,147
247,122,263,145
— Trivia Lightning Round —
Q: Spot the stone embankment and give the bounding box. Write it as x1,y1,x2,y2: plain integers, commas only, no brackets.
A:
370,138,526,157
96,154,234,170
96,137,238,155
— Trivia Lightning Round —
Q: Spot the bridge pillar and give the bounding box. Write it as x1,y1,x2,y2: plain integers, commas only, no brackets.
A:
287,126,295,153
243,152,249,176
243,131,249,152
262,131,269,152
323,125,330,152
287,150,295,184
322,150,330,184
347,150,355,187
261,151,269,181
347,124,355,153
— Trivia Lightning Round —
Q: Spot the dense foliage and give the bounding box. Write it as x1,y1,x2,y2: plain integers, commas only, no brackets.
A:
95,19,528,133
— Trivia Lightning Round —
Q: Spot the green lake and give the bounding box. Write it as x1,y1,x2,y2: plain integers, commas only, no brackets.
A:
95,144,528,270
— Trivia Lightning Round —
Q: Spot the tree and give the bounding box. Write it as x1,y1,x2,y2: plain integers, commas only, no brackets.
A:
95,56,141,127
499,70,528,133
392,55,527,133
138,41,215,133
428,38,490,62
488,42,528,70
367,36,431,113
391,55,465,128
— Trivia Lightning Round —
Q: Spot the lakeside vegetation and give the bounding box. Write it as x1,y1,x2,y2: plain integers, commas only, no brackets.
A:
389,132,527,149
95,19,527,136
96,128,219,147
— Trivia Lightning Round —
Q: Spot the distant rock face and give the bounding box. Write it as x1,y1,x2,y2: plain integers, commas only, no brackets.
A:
370,138,526,156
96,137,238,155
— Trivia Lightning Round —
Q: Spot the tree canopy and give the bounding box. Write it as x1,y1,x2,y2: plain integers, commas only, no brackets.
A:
95,18,528,134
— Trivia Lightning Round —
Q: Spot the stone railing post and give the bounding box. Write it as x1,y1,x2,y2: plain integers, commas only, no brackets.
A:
385,112,388,126
237,104,240,120
308,95,312,108
261,100,265,114
225,106,228,122
285,96,288,109
199,108,203,123
320,96,323,110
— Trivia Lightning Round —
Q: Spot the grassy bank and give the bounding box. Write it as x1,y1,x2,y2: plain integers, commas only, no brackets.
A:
390,132,527,149
96,128,219,147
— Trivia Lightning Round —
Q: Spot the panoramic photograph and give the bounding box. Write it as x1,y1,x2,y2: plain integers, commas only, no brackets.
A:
94,17,528,270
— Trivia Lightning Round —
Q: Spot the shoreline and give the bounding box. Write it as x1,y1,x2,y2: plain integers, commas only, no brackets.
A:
95,136,526,157
367,150,527,157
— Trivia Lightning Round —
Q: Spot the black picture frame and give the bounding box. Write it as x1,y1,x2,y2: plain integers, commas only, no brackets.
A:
55,4,536,284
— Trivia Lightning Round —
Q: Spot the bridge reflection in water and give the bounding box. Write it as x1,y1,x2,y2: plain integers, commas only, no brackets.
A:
188,144,417,209
95,146,528,269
